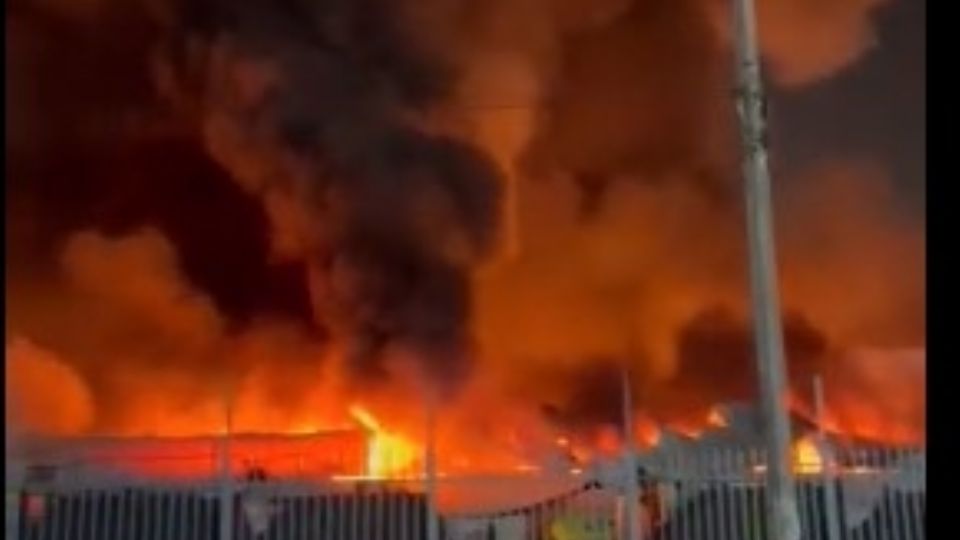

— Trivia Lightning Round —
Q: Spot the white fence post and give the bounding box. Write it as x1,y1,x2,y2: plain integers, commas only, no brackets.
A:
425,399,439,540
621,368,640,540
814,376,842,540
6,462,23,540
220,387,235,540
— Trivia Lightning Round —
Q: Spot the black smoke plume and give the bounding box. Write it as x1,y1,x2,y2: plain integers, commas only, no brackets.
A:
154,0,505,388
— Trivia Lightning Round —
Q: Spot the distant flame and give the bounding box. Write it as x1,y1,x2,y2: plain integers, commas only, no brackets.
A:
793,436,824,475
349,405,419,478
640,426,662,448
751,438,826,476
707,407,728,428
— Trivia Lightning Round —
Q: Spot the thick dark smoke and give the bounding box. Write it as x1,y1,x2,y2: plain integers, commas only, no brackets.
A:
540,308,830,434
7,0,922,444
153,0,504,387
660,308,828,418
6,0,311,326
521,0,735,212
8,139,314,327
540,361,624,434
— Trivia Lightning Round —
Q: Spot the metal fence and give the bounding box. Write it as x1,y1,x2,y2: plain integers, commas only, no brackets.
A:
8,443,925,540
10,480,434,540
442,443,926,540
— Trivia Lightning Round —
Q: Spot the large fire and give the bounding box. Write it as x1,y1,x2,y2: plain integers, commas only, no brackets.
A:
6,0,923,482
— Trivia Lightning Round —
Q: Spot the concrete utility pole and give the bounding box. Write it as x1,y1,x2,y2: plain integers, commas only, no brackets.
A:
731,0,800,539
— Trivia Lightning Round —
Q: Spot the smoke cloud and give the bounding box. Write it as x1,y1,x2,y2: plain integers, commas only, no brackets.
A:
7,338,94,436
9,228,226,432
735,0,889,86
6,0,923,446
471,158,923,439
151,0,505,388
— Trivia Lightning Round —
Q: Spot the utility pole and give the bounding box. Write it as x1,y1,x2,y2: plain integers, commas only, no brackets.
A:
731,0,800,539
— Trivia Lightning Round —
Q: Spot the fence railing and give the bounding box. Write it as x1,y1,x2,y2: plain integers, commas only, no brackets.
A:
442,443,926,540
8,443,925,540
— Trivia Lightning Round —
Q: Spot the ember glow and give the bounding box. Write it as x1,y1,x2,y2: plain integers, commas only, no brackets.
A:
6,0,923,479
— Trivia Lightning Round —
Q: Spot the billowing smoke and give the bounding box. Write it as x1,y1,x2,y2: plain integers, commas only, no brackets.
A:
7,338,94,436
6,0,922,448
150,0,504,387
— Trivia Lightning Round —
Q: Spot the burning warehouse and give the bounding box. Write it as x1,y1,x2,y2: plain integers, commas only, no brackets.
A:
9,430,369,483
7,2,924,539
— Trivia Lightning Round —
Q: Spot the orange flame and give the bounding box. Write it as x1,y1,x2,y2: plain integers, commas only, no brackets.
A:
707,406,728,428
793,436,824,475
349,405,420,478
